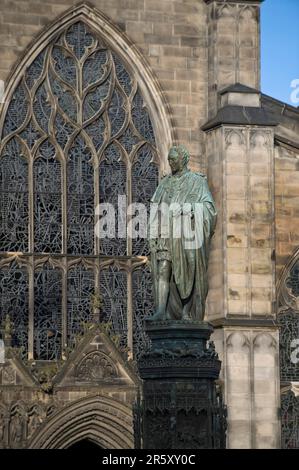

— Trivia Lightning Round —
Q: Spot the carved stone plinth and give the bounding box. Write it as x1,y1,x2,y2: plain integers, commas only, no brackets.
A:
135,320,226,449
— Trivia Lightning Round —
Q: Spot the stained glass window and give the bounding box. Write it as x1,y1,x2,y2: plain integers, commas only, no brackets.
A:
279,260,299,448
0,19,158,361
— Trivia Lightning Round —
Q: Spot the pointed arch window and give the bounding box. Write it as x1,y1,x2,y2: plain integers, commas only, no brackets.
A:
0,17,159,361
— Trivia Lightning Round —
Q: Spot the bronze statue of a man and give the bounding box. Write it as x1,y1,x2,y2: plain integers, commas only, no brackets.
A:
148,145,217,322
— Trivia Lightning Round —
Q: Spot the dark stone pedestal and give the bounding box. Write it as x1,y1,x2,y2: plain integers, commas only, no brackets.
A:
135,320,226,449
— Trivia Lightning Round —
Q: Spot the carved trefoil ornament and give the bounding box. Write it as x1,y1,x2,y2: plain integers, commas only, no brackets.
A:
75,351,118,381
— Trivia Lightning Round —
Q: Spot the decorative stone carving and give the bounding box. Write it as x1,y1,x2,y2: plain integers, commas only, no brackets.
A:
29,395,134,449
216,4,236,20
9,405,25,448
1,365,16,385
27,405,43,440
253,332,277,350
30,362,59,393
0,405,8,448
239,5,258,22
250,130,272,149
225,129,246,149
75,351,117,381
226,331,250,350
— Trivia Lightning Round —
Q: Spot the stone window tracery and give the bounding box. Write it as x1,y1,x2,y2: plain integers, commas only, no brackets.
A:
0,19,157,361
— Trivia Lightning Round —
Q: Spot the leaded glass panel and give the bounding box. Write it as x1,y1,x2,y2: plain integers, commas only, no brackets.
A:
131,90,155,143
112,53,133,97
20,120,42,149
67,135,94,255
65,22,94,60
281,390,299,449
0,139,28,252
34,140,62,253
67,265,94,346
132,265,155,359
286,261,299,297
25,50,45,89
82,49,109,87
100,265,127,348
34,264,62,360
2,83,28,137
132,145,158,255
99,144,127,256
0,262,28,357
33,82,51,134
278,311,299,382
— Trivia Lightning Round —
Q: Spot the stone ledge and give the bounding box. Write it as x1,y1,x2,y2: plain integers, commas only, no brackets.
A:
201,105,278,131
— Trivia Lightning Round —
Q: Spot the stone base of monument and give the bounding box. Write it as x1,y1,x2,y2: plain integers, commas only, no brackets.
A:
134,320,227,449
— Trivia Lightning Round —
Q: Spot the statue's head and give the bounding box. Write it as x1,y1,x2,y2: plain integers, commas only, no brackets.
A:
168,145,190,174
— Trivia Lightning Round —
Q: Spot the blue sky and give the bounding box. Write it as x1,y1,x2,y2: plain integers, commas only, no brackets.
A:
261,0,299,106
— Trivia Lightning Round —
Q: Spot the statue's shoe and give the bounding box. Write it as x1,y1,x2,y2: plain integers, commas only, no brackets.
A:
149,310,167,321
181,307,191,321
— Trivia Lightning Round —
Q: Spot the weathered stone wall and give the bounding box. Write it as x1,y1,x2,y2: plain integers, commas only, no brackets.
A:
0,0,208,171
205,0,261,117
205,120,280,449
206,125,275,320
275,144,299,278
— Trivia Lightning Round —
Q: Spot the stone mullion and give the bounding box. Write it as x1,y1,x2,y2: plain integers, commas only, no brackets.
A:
28,148,34,359
127,262,133,356
61,155,68,355
94,116,100,322
94,154,100,256
61,258,67,356
127,160,132,257
28,256,34,360
62,158,67,256
94,258,100,323
28,155,34,254
126,126,137,356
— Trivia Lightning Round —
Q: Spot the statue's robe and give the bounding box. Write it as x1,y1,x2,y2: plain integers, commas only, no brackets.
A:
149,169,217,321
